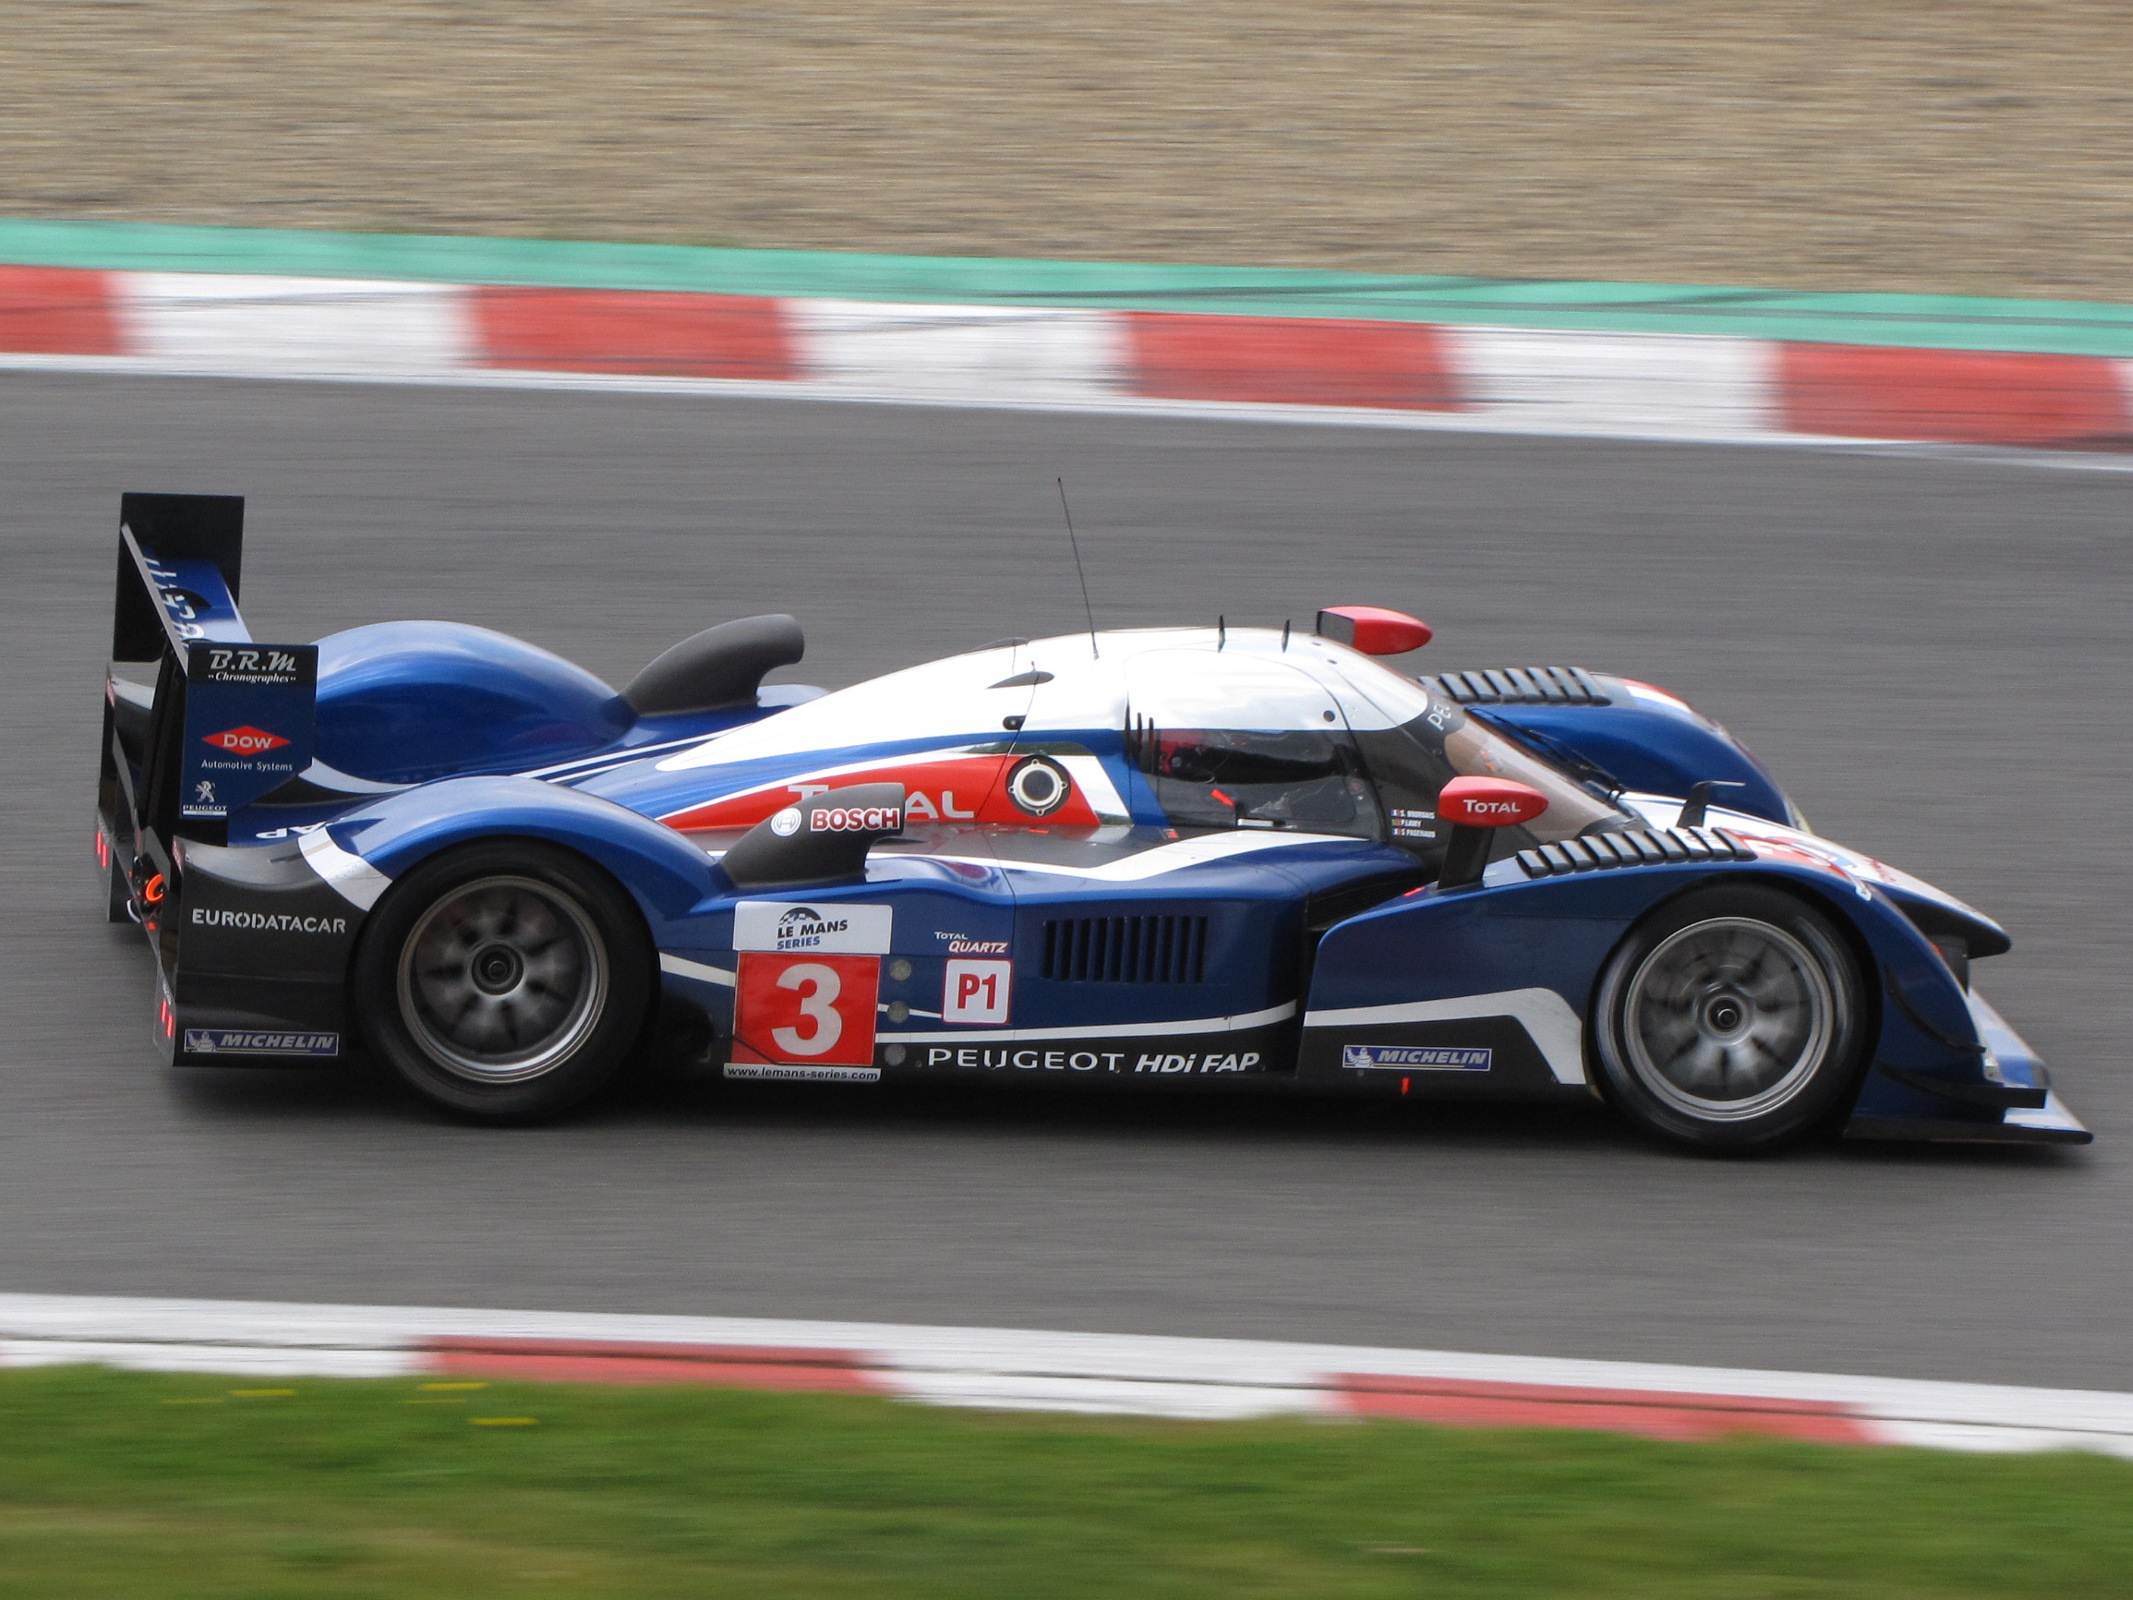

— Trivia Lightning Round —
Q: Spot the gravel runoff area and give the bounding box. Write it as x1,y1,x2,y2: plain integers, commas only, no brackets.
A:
5,3,2131,301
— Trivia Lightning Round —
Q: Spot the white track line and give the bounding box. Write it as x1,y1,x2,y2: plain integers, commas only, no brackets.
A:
4,1292,2129,1456
11,348,2133,473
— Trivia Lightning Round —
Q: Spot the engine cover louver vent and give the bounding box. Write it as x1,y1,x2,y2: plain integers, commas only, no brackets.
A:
1042,915,1209,983
1424,667,1609,706
1516,828,1754,879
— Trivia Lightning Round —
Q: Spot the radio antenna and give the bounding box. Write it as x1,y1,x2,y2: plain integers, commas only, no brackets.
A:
1055,477,1098,658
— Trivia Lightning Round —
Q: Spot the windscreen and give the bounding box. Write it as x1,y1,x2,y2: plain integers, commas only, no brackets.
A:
1335,663,1629,852
1125,650,1383,839
1135,724,1383,837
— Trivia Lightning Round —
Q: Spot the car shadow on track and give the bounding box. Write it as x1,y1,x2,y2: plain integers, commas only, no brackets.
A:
160,1051,2084,1170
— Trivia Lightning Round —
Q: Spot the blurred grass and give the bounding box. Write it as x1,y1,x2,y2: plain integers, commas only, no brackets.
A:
4,3,2133,300
1,1367,2129,1598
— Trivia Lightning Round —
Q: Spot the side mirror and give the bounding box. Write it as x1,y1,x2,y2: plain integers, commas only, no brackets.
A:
720,782,906,891
1436,776,1548,889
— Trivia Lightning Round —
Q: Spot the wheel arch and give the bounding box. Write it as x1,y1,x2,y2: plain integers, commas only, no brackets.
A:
328,774,720,937
1580,870,1886,1121
1589,869,1887,1054
346,827,670,1119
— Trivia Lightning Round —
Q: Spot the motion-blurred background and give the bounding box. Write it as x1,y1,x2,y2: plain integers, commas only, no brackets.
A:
6,2,2130,297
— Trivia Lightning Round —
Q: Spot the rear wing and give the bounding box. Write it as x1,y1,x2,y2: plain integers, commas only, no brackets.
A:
106,493,316,850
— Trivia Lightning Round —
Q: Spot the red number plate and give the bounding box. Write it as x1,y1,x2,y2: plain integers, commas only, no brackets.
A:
732,953,880,1066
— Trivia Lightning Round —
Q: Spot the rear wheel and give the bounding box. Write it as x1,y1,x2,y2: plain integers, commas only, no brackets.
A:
1591,885,1867,1152
354,841,652,1122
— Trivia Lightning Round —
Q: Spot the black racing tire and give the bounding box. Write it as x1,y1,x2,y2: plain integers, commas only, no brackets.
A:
1591,884,1868,1153
353,840,653,1123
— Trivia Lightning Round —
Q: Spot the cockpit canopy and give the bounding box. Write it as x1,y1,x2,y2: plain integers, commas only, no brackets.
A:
654,624,1625,851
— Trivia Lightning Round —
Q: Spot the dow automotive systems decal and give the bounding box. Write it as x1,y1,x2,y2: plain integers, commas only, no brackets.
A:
178,640,318,819
200,725,291,755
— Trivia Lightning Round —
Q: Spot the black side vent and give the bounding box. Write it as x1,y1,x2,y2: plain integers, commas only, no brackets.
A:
1516,828,1754,879
1042,915,1209,983
1425,667,1610,706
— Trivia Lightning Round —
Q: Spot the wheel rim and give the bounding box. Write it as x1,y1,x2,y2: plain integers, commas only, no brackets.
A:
1618,916,1838,1122
396,875,608,1084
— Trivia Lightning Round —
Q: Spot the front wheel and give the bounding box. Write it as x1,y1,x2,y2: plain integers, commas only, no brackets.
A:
1591,885,1868,1152
353,841,653,1122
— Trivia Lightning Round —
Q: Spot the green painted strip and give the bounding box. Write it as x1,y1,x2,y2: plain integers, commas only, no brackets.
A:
6,216,2133,358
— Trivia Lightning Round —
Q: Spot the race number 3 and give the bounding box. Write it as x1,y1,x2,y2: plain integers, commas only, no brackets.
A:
734,953,880,1065
942,959,1012,1025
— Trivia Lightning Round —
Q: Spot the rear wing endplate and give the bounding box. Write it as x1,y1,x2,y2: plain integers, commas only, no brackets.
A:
112,493,316,836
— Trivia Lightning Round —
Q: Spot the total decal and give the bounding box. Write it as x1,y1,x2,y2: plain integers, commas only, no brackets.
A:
934,931,1011,956
663,752,1100,833
730,900,893,1071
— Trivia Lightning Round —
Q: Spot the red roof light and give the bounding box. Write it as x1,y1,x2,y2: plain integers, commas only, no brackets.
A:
1316,606,1433,656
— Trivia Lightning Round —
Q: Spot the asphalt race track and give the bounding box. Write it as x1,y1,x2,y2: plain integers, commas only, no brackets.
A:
6,371,2130,1391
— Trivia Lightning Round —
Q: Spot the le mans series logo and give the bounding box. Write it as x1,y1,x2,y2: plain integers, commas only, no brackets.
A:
733,899,894,956
773,905,849,950
1341,1044,1493,1072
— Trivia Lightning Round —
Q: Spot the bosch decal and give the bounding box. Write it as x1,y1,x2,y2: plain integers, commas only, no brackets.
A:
1341,1044,1493,1072
810,803,902,834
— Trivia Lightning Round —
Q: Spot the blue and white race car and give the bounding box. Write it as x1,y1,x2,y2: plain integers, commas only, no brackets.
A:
98,492,2087,1150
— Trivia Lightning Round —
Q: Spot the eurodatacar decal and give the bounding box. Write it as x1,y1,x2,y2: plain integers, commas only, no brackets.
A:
1341,1044,1493,1071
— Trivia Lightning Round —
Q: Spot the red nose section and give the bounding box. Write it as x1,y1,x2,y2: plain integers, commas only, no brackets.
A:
1439,776,1549,829
1316,605,1433,656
